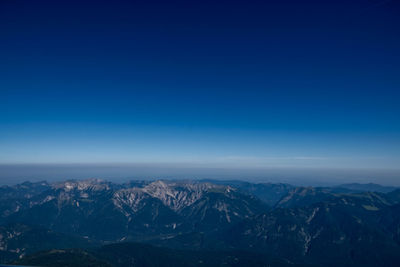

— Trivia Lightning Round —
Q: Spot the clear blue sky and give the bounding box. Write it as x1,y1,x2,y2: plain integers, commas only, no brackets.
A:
1,0,399,170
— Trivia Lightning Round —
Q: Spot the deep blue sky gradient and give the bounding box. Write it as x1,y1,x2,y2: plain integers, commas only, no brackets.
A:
1,0,400,170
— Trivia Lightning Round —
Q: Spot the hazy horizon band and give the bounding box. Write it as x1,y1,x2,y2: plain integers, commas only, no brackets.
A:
1,163,399,186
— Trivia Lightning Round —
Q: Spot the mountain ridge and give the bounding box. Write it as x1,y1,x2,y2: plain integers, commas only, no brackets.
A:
1,179,400,266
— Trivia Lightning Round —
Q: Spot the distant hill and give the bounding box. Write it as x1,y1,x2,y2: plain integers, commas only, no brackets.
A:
336,183,398,193
200,179,293,206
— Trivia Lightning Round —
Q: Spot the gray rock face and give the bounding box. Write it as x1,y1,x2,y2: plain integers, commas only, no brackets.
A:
0,179,268,243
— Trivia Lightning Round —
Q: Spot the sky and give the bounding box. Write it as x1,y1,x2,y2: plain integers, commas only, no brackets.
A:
0,0,400,182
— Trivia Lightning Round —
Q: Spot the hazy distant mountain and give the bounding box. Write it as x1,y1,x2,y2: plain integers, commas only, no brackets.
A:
200,180,293,206
336,183,398,193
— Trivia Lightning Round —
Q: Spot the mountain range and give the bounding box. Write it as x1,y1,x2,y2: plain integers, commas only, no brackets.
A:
1,179,400,266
